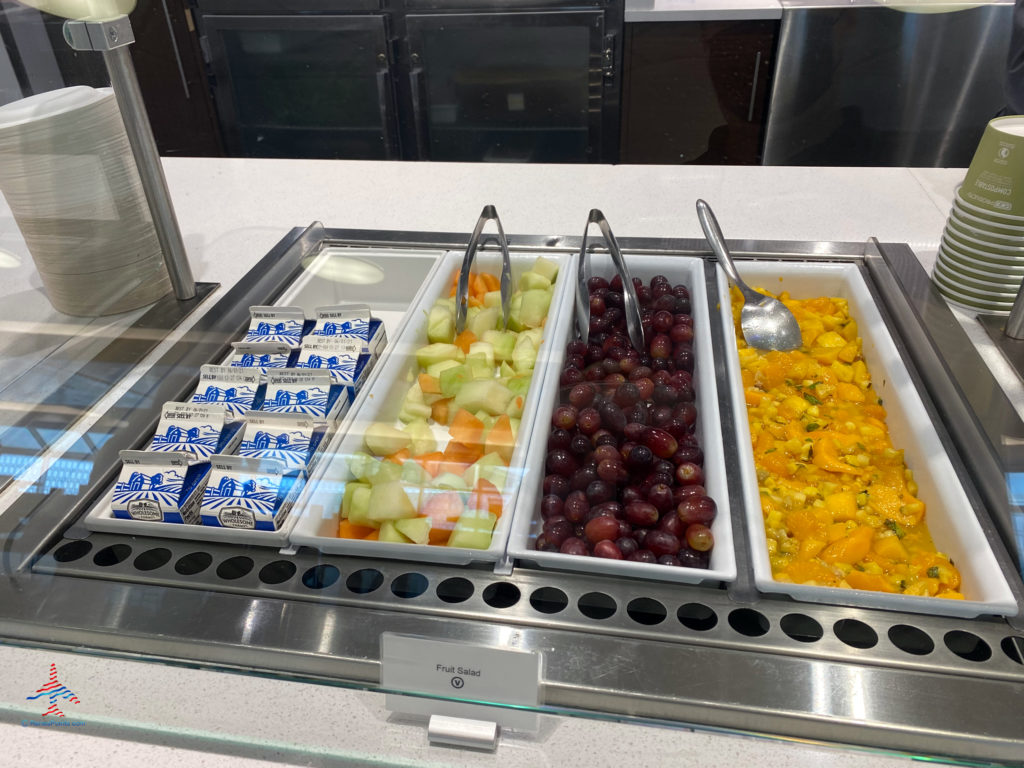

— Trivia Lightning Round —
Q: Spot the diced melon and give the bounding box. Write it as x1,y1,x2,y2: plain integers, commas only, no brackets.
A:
364,423,411,456
453,379,513,416
395,516,432,545
447,509,498,550
427,304,455,344
426,359,462,378
483,290,502,308
342,481,370,519
463,452,507,490
468,341,495,369
379,519,411,543
499,361,516,378
401,459,431,487
416,343,464,369
530,256,559,283
347,485,374,526
469,306,500,339
347,451,379,482
433,472,470,492
512,335,537,373
367,481,420,521
515,289,551,330
403,420,436,456
482,330,517,363
369,460,402,486
439,364,470,398
519,271,552,291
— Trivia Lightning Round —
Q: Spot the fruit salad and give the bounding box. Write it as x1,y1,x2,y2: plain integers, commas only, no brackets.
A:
533,273,717,568
336,257,560,549
733,286,964,598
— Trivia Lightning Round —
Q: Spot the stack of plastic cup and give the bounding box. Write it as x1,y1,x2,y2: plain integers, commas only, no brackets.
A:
0,86,171,316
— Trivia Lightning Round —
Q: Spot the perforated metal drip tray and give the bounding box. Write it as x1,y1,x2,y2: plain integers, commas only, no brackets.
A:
7,228,1024,764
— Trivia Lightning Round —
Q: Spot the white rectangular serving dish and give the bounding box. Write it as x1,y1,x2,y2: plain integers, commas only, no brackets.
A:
507,254,737,585
719,261,1018,617
288,249,576,565
82,246,447,549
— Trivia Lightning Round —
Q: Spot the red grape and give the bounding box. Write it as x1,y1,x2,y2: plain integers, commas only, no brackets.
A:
675,462,704,486
686,523,714,552
584,515,620,544
645,530,681,557
593,540,623,559
559,537,589,556
677,496,717,526
569,383,596,408
641,427,678,459
624,501,659,527
552,405,578,430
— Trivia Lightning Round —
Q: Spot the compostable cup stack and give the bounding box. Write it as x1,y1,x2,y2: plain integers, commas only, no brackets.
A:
934,116,1024,315
0,86,171,316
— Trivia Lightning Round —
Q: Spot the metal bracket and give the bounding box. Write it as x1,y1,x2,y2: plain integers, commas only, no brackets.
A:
427,715,500,751
63,16,135,51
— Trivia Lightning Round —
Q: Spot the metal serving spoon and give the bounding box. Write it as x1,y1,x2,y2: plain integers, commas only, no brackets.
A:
696,199,802,351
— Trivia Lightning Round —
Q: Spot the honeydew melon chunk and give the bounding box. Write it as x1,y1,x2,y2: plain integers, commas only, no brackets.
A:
394,516,432,545
512,335,537,373
505,376,531,398
483,290,502,308
453,379,513,416
364,423,412,456
416,343,464,369
347,451,379,482
499,361,516,378
447,509,498,550
369,460,402,486
463,452,507,491
400,458,431,487
517,289,552,330
465,355,492,380
347,485,375,526
507,294,525,332
482,330,517,363
467,341,495,369
427,358,462,378
519,271,552,291
379,519,410,543
433,472,470,492
439,364,470,398
403,420,436,456
367,481,420,521
399,400,432,424
519,328,543,349
505,393,526,419
342,481,370,518
427,304,455,344
530,256,559,283
469,306,500,339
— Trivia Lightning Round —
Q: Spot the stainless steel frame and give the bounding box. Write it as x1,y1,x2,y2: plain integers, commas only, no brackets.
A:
2,228,1023,763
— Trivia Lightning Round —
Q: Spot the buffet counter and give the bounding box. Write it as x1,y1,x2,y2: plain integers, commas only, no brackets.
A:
0,159,1017,767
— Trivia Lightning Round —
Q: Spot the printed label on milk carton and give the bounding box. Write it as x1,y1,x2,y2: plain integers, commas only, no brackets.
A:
243,306,306,347
200,455,302,531
229,342,294,379
111,450,211,525
190,365,262,417
310,304,387,359
146,402,243,459
236,411,326,472
294,337,371,388
261,370,348,421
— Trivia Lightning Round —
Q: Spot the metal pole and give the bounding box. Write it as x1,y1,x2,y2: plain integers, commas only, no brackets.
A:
1005,279,1024,339
64,17,196,301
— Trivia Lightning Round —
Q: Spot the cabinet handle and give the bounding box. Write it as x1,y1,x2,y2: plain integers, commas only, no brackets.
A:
408,63,428,160
160,0,190,98
747,51,762,123
375,68,396,160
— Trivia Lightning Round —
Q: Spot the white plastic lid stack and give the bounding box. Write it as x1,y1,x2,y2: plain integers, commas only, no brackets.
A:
0,86,170,316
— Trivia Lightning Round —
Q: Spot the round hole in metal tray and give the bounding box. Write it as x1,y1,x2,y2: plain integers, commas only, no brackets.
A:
780,613,823,643
302,564,340,591
627,598,667,626
258,560,297,585
217,556,255,581
436,577,474,604
833,619,878,649
53,540,92,563
391,573,428,599
133,548,172,572
677,603,717,631
482,582,521,609
888,624,934,656
529,587,568,615
944,630,991,662
578,592,617,620
93,544,132,567
174,552,213,576
728,609,770,638
346,568,384,595
1000,636,1024,665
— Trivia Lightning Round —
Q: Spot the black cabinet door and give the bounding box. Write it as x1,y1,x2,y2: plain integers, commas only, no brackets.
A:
403,11,613,162
620,20,777,165
201,14,399,159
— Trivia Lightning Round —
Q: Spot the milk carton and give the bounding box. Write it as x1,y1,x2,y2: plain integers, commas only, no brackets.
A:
189,365,263,417
146,402,243,459
200,455,302,531
293,336,371,395
261,369,349,422
236,411,329,473
242,306,306,347
228,342,295,380
111,450,210,524
309,304,387,359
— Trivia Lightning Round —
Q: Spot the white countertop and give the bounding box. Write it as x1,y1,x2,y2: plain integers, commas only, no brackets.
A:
625,0,783,22
0,160,999,767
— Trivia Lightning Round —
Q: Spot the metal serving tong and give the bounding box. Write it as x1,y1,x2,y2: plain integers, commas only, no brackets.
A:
577,209,645,353
455,205,513,333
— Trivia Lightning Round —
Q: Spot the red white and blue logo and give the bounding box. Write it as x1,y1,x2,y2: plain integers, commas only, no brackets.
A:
26,663,80,717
